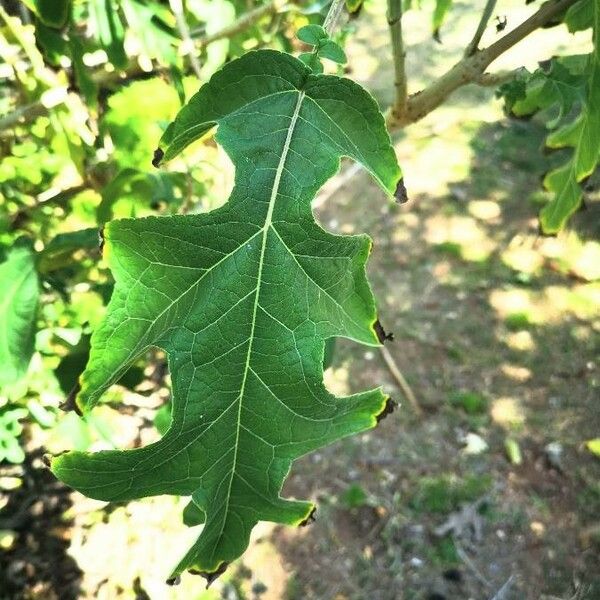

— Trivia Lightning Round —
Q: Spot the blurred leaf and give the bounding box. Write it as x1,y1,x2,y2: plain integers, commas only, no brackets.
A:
69,32,99,106
432,0,453,41
340,483,368,508
564,0,593,33
585,438,600,458
153,402,172,436
39,228,99,273
34,19,69,64
0,241,39,387
24,0,70,28
504,437,523,465
88,0,128,69
0,407,28,464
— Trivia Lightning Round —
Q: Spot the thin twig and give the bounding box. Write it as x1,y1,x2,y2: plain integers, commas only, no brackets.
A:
379,345,422,416
387,0,578,128
193,0,288,43
489,575,515,600
464,0,498,57
454,537,492,589
169,0,202,79
387,0,407,122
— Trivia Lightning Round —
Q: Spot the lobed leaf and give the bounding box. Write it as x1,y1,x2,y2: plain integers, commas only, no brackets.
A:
51,49,402,582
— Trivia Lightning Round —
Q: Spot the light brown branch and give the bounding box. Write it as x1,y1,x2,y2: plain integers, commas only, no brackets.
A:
379,345,422,416
387,0,578,128
323,0,346,35
387,0,407,122
464,0,498,57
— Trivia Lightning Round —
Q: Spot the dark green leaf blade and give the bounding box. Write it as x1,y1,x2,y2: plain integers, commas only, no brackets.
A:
0,242,40,386
51,49,401,581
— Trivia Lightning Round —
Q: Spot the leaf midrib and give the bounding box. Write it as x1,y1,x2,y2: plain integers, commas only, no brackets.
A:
212,89,307,557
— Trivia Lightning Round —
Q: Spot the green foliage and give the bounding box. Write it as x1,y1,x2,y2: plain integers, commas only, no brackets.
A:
0,241,39,386
0,405,28,463
51,48,401,581
411,474,492,514
448,391,487,415
498,2,600,233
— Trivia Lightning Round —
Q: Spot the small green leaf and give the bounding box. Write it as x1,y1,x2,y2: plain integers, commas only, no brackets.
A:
298,51,324,73
297,24,328,46
318,40,347,64
88,0,127,69
0,242,39,387
432,0,453,41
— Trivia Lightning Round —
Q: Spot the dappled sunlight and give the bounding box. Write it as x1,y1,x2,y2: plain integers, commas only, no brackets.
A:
425,214,495,261
323,363,351,397
500,364,532,383
491,397,526,430
503,330,536,352
490,283,600,326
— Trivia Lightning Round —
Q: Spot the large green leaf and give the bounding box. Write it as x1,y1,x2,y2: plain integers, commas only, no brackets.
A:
0,242,39,387
51,49,401,581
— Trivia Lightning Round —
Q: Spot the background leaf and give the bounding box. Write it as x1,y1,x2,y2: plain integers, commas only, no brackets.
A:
0,241,40,387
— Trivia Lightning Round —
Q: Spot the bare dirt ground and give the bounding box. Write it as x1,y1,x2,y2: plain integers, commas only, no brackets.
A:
1,3,599,600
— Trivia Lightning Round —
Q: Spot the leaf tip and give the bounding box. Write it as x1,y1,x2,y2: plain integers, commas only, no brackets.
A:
299,505,317,527
394,178,408,204
152,148,164,168
165,576,181,586
376,397,397,424
60,382,83,416
373,319,394,345
187,562,229,588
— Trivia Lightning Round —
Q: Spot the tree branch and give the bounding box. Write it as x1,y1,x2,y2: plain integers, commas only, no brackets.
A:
169,0,202,79
193,0,288,44
323,0,346,35
387,0,407,122
464,0,498,57
387,0,579,128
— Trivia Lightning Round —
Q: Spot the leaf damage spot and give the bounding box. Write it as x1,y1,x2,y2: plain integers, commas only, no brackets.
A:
374,319,394,344
98,226,105,255
299,505,317,527
165,575,181,586
394,178,408,204
152,148,164,168
376,397,397,424
188,561,229,588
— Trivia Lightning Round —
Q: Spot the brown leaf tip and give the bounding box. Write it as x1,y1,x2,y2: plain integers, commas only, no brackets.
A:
165,576,181,586
60,382,82,416
190,562,229,588
152,148,164,168
376,398,397,424
374,320,394,344
394,178,408,204
299,505,317,527
98,226,105,254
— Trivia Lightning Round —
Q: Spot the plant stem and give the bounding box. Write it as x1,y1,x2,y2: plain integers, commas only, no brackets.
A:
323,0,346,35
387,0,407,122
169,0,203,79
387,0,578,128
464,0,498,57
